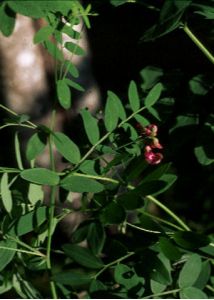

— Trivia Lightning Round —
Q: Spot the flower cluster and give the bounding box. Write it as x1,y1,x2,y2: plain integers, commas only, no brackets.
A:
136,123,163,165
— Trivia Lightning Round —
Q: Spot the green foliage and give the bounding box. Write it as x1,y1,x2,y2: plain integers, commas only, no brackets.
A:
0,0,213,298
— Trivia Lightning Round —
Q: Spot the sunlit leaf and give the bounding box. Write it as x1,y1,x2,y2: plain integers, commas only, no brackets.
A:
33,25,54,44
53,132,81,164
128,80,140,112
1,173,13,213
60,174,104,193
80,109,100,145
57,79,71,110
20,168,59,186
144,83,163,108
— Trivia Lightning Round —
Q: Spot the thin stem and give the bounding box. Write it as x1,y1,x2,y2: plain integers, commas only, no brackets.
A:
71,172,119,185
76,131,112,167
126,222,161,234
0,123,36,130
6,234,45,257
183,24,214,65
0,104,37,128
94,252,135,279
0,245,44,257
145,195,191,231
46,110,58,299
206,284,214,293
140,210,184,231
118,107,146,128
144,288,180,299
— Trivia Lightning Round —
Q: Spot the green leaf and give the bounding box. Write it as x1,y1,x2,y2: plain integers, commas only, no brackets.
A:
180,287,208,299
110,0,127,6
99,202,126,225
114,264,144,290
104,93,121,131
43,40,63,61
72,222,90,244
87,222,106,255
107,91,126,120
153,174,177,196
53,132,81,164
80,109,100,145
128,81,140,112
12,206,47,236
89,279,107,293
20,168,59,186
53,271,91,287
189,74,213,96
79,160,98,176
150,279,166,294
8,1,75,18
147,106,161,121
63,60,79,78
194,4,214,20
7,1,44,18
151,256,172,285
14,132,23,170
140,66,163,91
62,244,104,269
143,163,171,182
33,25,54,44
173,231,210,250
0,3,16,37
139,214,164,233
57,79,71,110
28,183,44,205
65,41,85,56
0,238,17,271
60,174,104,193
194,261,211,290
65,78,85,92
61,25,81,40
1,173,13,213
159,237,182,261
142,1,191,41
194,146,214,166
134,114,150,126
26,132,47,161
144,83,163,108
178,254,202,288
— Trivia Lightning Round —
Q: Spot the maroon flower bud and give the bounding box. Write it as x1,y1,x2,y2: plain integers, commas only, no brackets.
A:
150,138,163,149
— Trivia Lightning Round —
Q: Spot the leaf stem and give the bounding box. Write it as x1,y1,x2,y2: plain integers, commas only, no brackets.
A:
0,104,37,128
126,222,161,234
183,24,214,65
46,109,58,299
144,288,180,299
0,123,36,130
94,252,135,279
6,234,45,257
71,172,119,185
140,210,184,231
145,195,191,231
0,245,44,257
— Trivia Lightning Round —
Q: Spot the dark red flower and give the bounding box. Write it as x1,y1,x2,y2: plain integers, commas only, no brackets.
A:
144,146,163,165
